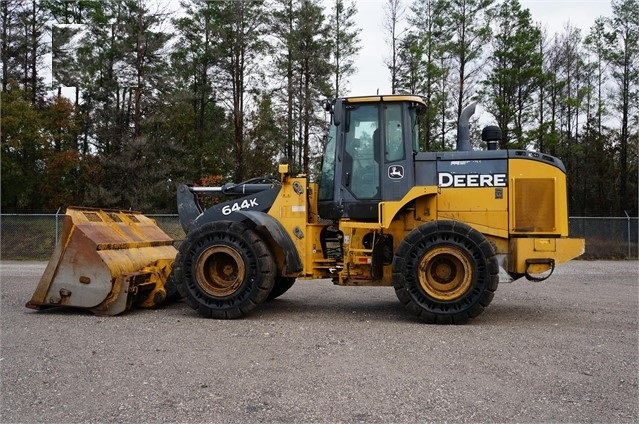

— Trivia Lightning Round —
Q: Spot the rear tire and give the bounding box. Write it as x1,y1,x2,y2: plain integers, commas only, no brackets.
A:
392,220,498,324
173,221,276,318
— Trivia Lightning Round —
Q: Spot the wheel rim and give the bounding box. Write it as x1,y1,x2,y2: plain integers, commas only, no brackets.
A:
417,246,473,301
195,245,245,297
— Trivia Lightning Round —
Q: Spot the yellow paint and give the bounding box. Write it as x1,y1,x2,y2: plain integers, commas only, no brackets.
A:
261,152,583,287
27,207,178,316
508,237,585,274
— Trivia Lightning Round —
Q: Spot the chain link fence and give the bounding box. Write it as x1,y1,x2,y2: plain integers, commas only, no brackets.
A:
0,214,185,261
569,216,638,259
0,214,637,261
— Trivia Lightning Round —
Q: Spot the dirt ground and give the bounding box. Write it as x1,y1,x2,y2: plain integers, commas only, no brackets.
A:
1,260,637,423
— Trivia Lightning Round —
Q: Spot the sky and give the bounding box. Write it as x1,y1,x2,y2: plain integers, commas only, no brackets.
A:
346,0,615,96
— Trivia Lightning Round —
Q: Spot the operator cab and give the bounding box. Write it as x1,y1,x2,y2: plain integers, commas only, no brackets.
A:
318,95,425,221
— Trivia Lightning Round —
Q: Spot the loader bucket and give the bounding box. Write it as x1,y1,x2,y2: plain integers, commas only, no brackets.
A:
26,207,178,316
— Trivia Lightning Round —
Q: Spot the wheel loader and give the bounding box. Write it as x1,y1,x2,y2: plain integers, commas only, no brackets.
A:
27,95,584,324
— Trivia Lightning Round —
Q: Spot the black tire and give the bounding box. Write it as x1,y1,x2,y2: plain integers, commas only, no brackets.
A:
267,277,296,301
173,221,276,319
392,220,499,324
163,272,183,303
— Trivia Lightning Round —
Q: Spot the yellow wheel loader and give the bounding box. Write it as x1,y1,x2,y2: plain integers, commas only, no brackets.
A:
27,95,584,323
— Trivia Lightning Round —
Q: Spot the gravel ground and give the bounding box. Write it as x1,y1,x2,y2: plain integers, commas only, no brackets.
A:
1,260,637,424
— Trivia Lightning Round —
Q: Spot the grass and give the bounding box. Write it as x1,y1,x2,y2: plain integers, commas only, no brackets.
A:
580,237,638,260
1,216,60,260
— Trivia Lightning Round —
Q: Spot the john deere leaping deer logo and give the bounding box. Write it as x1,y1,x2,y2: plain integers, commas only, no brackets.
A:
388,165,404,179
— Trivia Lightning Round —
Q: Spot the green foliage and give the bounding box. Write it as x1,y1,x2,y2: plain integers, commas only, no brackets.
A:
244,94,286,177
605,0,639,215
268,0,334,176
1,89,46,211
0,0,636,218
442,0,495,118
479,0,543,148
404,0,451,150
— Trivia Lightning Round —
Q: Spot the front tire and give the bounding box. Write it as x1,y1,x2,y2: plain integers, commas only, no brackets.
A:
163,270,183,303
173,221,276,318
392,220,499,324
267,277,296,300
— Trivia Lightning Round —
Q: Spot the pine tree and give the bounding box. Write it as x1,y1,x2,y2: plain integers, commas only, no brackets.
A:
70,0,171,209
383,0,406,94
271,0,297,166
271,0,332,175
583,18,614,137
327,0,360,97
604,0,639,215
296,0,332,175
479,0,543,148
405,0,450,150
0,0,49,103
440,0,495,120
208,0,271,181
172,0,229,180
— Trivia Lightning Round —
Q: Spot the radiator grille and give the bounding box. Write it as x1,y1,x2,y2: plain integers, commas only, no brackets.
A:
514,178,556,232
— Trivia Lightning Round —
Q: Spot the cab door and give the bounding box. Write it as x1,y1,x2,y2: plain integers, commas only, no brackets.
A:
341,103,381,200
336,103,382,221
380,102,415,201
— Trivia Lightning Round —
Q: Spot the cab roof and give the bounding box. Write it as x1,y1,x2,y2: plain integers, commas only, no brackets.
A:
342,95,426,106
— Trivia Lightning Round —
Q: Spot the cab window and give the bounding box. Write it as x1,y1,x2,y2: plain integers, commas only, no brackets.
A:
384,103,404,162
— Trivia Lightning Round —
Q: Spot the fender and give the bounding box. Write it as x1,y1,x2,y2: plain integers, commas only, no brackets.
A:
180,184,302,276
236,210,303,276
176,184,202,233
178,184,281,233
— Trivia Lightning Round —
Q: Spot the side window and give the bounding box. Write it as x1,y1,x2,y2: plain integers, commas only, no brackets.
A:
410,106,420,153
384,103,404,162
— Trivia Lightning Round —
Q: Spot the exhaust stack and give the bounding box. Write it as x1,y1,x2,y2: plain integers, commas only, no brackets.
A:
457,102,477,151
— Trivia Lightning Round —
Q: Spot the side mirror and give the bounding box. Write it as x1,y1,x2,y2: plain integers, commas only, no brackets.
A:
332,98,342,127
